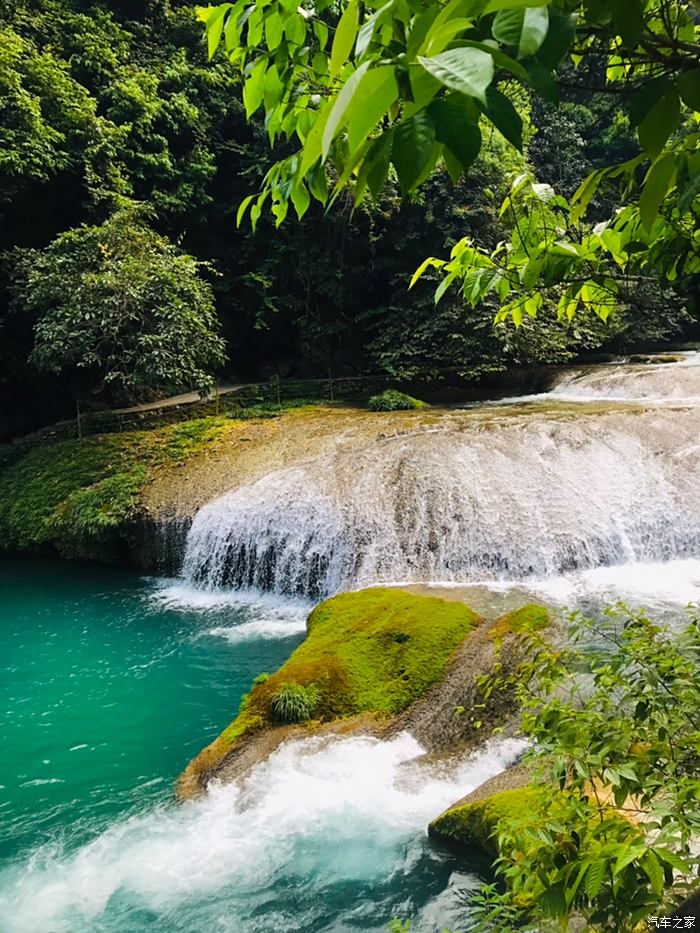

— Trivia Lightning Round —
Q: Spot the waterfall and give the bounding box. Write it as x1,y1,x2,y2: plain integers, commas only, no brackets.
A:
544,351,700,402
180,356,700,597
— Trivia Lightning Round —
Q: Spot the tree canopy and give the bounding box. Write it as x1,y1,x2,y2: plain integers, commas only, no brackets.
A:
0,0,697,440
201,0,700,323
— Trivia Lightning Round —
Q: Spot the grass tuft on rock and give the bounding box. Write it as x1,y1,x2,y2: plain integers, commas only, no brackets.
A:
270,682,319,723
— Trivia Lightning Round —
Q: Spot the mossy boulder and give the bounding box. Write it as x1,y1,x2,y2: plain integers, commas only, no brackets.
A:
430,785,540,859
389,602,550,752
367,389,426,411
180,587,480,794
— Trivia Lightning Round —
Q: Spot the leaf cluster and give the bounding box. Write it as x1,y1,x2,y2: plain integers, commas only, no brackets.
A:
472,605,700,932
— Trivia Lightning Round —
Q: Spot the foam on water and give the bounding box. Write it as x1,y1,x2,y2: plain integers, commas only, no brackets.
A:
150,580,311,641
0,733,525,933
518,352,700,405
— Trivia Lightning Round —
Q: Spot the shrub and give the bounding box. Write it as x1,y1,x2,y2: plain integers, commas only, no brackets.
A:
469,605,700,933
269,682,319,724
367,389,426,411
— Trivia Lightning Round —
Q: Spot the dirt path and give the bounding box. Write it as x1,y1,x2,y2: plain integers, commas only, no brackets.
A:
111,384,243,414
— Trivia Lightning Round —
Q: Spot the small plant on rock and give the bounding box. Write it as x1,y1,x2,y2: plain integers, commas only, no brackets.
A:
367,389,426,412
270,682,319,724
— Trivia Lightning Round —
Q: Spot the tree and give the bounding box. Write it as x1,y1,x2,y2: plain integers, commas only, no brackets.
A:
200,0,700,324
9,207,226,398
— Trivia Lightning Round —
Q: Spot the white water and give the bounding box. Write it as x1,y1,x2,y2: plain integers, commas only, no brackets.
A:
0,734,524,933
7,355,699,933
510,351,700,404
150,580,311,640
181,413,700,599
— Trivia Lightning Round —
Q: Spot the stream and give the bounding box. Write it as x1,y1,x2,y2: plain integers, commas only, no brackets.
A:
1,353,699,932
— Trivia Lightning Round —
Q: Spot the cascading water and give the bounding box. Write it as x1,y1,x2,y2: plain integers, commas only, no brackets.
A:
5,354,700,933
181,356,700,599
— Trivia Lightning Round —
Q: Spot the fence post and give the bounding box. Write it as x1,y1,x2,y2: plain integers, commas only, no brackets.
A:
328,366,334,402
76,399,82,440
275,373,281,407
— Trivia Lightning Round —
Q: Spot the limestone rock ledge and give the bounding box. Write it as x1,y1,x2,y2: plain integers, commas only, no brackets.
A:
178,587,549,798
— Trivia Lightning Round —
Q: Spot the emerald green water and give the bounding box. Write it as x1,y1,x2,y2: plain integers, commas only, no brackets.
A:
0,557,306,861
0,557,514,933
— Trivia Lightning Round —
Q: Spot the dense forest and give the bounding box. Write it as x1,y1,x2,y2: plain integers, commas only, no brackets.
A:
2,0,697,440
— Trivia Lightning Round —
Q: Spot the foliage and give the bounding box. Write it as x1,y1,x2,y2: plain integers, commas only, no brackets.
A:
1,0,697,442
202,0,697,225
201,0,699,339
269,681,320,723
367,389,426,411
0,416,228,555
467,605,700,932
187,588,479,777
9,207,226,398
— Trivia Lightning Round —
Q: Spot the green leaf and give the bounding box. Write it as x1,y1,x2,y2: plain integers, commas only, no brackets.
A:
442,145,463,184
236,193,255,227
571,168,606,222
641,850,664,897
365,132,393,199
428,99,482,174
409,256,444,289
299,100,332,174
330,0,359,77
484,86,523,149
608,0,645,48
264,10,284,48
638,92,681,158
536,10,577,67
678,68,700,112
418,47,495,105
204,4,230,59
392,111,437,194
290,181,311,219
639,151,676,231
355,0,394,60
526,59,558,104
243,57,268,117
483,0,549,11
630,77,673,127
459,40,530,81
434,270,457,303
584,860,606,899
322,61,371,158
492,6,549,59
614,844,646,874
346,66,399,154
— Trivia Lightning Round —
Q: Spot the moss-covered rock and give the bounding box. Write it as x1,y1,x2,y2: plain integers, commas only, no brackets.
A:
430,785,540,859
0,417,229,559
367,389,426,411
180,587,480,794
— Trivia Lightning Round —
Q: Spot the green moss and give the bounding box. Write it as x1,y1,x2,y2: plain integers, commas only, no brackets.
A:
430,787,541,859
217,587,478,747
367,389,426,411
488,603,550,640
0,416,228,556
